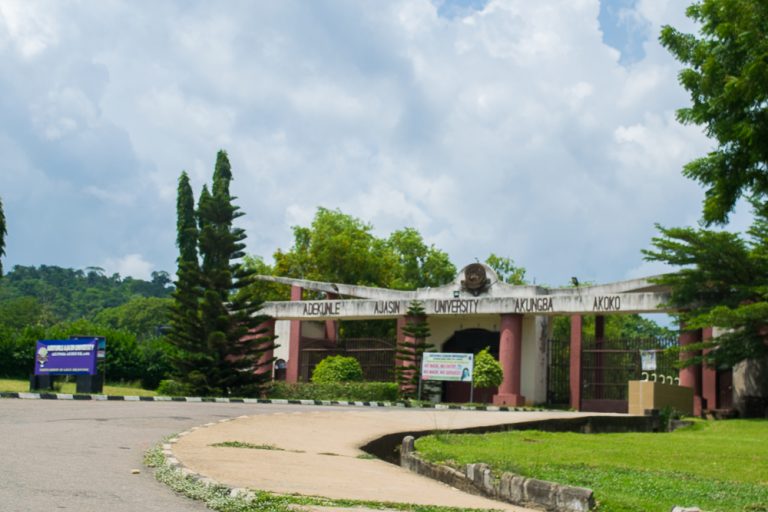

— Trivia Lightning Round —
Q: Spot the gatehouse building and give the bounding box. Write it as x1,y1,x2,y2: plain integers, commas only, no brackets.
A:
255,263,757,416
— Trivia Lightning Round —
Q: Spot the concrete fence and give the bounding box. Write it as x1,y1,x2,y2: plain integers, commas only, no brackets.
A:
400,436,594,512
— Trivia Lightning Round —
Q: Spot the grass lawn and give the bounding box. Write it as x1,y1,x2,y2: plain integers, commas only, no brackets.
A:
416,420,768,512
0,378,157,397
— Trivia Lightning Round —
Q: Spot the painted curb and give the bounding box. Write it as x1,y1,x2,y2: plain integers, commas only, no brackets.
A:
0,391,542,412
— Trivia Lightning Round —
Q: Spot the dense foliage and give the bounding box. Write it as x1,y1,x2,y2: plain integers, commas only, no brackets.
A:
651,0,768,367
660,0,768,225
473,347,503,389
167,151,275,397
310,355,364,383
273,207,456,290
268,381,399,402
0,265,174,386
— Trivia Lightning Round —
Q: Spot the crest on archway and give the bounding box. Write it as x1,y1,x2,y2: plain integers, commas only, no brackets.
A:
461,263,490,296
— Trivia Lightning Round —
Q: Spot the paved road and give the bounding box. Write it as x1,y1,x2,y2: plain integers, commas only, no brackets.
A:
0,399,344,512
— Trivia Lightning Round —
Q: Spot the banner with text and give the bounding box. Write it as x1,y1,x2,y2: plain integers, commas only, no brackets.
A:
34,340,98,375
421,352,473,382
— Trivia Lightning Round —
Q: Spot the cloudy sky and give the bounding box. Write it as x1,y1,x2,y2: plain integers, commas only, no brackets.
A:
0,0,746,287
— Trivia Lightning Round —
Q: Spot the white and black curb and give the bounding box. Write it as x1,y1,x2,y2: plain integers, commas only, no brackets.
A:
159,418,258,503
0,391,539,412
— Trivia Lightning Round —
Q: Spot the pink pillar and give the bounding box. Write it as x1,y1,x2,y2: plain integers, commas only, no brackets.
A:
493,313,525,406
325,292,338,343
701,327,717,411
569,315,583,411
594,315,605,400
286,285,303,383
679,327,703,416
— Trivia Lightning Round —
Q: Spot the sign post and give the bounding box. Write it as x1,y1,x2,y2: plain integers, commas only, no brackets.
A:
421,352,474,403
32,339,100,393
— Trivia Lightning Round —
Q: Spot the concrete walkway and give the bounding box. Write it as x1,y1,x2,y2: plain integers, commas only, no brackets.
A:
172,408,595,511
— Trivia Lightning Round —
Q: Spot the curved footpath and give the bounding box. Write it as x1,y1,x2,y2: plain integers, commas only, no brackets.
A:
172,408,598,511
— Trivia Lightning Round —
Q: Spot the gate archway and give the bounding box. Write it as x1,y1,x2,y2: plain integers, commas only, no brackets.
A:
441,328,499,403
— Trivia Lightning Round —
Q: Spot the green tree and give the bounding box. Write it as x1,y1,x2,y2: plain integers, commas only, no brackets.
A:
274,207,398,287
660,0,768,225
94,297,172,341
644,215,768,367
388,227,456,289
395,300,434,399
168,151,275,396
648,0,768,368
0,196,6,277
485,254,527,285
473,347,503,389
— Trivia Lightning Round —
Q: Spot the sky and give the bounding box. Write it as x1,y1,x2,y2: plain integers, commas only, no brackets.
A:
0,0,749,287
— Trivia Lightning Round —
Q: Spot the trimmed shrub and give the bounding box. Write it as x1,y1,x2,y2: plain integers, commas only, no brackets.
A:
311,355,364,383
473,347,503,389
268,381,399,402
156,379,192,397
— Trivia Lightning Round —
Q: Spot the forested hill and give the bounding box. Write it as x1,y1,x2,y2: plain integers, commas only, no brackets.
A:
0,265,173,324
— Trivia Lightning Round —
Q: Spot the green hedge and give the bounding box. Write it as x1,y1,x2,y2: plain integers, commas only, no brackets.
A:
268,381,399,402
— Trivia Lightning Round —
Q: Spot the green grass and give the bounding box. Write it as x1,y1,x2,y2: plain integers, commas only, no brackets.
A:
211,441,284,451
0,378,157,396
416,420,768,512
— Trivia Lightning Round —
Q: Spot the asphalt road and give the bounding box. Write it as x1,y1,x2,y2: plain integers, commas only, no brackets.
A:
0,399,343,512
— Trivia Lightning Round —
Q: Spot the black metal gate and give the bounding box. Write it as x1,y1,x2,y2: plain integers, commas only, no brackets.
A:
547,337,571,406
547,337,679,411
299,337,395,382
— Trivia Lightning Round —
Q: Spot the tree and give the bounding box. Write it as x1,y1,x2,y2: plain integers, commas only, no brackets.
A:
644,214,768,367
660,0,768,225
485,253,526,285
274,207,398,287
167,151,275,396
473,347,503,389
395,300,434,399
388,228,456,289
648,0,768,368
0,196,6,277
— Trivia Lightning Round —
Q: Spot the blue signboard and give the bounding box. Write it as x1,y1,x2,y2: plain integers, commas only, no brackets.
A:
34,340,98,375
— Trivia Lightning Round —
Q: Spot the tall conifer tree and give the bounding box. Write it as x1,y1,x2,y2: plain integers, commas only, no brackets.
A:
395,301,434,399
0,196,6,276
168,152,274,396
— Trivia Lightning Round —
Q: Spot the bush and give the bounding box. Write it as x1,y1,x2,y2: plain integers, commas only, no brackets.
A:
156,379,192,397
311,355,364,383
473,347,503,388
268,381,399,402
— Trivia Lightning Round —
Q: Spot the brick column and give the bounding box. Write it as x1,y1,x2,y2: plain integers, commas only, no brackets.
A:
569,315,583,411
493,313,525,406
286,285,303,383
700,327,717,411
679,326,703,416
325,292,338,343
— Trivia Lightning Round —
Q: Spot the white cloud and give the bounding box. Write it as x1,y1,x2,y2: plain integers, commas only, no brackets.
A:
0,0,721,288
102,254,154,281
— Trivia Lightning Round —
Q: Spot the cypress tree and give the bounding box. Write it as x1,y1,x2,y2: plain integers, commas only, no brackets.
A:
395,300,434,399
168,152,275,396
0,196,5,276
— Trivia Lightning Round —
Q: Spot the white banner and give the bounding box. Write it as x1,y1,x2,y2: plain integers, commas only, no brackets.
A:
421,352,473,382
640,350,657,371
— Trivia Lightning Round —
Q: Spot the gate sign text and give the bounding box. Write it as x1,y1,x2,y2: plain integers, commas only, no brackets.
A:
421,352,474,382
34,340,98,376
